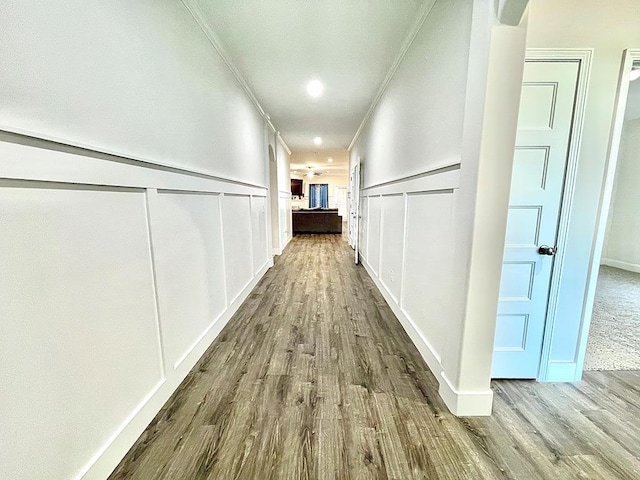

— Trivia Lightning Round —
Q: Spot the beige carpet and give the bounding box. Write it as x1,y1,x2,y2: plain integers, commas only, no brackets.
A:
583,265,640,371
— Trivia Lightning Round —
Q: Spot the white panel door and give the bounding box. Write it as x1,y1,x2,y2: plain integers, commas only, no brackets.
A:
492,61,579,378
349,162,361,263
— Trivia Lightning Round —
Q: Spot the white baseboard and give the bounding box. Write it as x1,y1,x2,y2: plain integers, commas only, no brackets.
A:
281,234,292,252
600,257,640,274
360,257,492,417
438,373,493,416
80,261,272,480
360,258,443,373
271,234,292,257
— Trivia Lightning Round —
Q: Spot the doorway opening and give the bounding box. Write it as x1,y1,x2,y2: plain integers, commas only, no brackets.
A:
584,57,640,371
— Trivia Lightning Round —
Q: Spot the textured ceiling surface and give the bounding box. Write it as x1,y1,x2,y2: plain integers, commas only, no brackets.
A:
290,148,350,177
190,0,427,151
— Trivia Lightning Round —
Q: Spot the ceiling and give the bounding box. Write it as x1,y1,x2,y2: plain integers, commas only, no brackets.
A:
290,148,350,177
188,0,428,151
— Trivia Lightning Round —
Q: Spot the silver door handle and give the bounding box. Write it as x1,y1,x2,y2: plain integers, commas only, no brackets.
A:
538,245,557,256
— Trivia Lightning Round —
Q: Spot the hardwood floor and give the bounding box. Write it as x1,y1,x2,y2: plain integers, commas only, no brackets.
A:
109,234,640,480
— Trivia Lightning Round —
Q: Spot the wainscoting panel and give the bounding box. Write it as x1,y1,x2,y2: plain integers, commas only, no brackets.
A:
251,195,268,274
380,194,406,303
0,181,162,480
359,195,369,261
366,195,382,275
0,135,273,480
150,191,226,370
278,191,292,252
222,194,255,304
402,190,456,365
358,167,460,406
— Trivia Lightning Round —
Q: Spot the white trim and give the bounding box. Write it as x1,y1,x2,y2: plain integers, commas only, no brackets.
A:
248,195,256,276
361,258,444,379
219,193,230,309
277,132,292,156
73,378,166,480
600,257,640,274
398,192,410,309
575,49,640,379
438,373,493,417
362,160,461,190
281,232,292,253
523,49,594,382
347,0,438,151
0,127,268,190
362,167,460,197
0,135,267,195
359,178,492,416
79,261,272,480
144,188,168,377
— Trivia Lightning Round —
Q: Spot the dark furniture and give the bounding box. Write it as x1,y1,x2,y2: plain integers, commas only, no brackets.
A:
291,178,304,197
292,209,342,234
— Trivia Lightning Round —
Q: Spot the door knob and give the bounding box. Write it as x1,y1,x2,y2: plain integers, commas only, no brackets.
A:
538,245,557,256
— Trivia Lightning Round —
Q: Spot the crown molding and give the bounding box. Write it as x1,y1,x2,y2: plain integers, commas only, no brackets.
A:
347,0,438,151
181,0,291,153
277,132,292,155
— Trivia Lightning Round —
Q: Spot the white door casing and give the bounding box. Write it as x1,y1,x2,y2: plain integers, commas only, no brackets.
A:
492,60,580,378
349,161,361,264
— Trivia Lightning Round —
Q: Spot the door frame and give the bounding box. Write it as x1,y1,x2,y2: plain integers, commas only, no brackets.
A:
573,49,640,377
508,49,593,381
349,159,361,264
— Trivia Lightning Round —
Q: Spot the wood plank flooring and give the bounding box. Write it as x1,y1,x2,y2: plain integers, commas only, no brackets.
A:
109,234,640,480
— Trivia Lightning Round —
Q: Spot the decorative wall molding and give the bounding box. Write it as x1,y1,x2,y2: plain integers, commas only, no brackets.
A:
357,168,484,416
0,133,267,195
347,0,438,151
80,262,272,480
361,258,443,372
362,164,460,196
0,137,274,479
277,132,292,156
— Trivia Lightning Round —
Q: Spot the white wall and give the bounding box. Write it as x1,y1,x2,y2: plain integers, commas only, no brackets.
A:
355,0,470,187
0,2,272,479
526,0,640,378
350,0,527,415
276,139,292,252
0,0,266,186
602,118,640,272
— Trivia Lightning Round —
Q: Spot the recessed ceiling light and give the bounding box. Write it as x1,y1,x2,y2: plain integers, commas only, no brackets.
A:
306,171,314,177
313,137,322,146
307,80,324,97
327,157,334,163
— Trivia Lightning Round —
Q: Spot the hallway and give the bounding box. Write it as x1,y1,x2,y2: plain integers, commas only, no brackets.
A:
110,235,640,480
